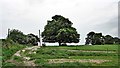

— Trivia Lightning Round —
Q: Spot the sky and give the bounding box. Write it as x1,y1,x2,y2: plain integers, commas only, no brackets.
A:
0,0,119,45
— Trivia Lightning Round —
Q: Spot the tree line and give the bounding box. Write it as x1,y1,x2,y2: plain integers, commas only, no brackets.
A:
85,31,120,45
6,29,39,45
3,15,120,46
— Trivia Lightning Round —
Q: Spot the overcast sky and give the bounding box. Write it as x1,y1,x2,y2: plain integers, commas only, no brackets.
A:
0,0,119,45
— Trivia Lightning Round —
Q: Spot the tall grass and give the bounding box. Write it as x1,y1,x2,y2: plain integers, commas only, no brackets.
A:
2,43,26,61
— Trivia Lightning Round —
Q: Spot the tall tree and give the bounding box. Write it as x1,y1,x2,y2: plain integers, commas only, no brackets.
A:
42,15,80,46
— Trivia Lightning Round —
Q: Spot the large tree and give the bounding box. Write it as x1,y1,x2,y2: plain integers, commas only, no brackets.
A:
42,15,80,46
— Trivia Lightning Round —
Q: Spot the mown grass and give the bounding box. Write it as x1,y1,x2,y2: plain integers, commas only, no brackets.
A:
27,48,117,60
24,45,118,66
53,45,118,51
34,58,91,68
2,44,119,67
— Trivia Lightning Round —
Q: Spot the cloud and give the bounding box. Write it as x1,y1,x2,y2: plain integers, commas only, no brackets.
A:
1,0,119,44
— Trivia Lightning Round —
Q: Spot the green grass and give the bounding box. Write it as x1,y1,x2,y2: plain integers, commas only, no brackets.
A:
24,45,118,66
2,43,26,61
2,62,16,66
12,56,23,62
43,62,92,67
27,48,117,60
2,43,27,67
2,44,119,66
57,45,118,51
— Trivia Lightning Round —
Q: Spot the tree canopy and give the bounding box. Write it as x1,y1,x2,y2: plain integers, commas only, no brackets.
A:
85,31,120,45
104,35,114,44
85,31,105,45
42,15,80,46
8,29,39,45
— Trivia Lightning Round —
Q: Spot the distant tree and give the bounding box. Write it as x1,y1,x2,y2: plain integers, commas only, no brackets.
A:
8,29,39,45
104,35,114,44
92,33,104,45
87,31,95,38
42,15,80,46
85,31,95,45
8,29,26,44
113,37,120,44
85,38,91,45
26,33,39,45
85,32,105,45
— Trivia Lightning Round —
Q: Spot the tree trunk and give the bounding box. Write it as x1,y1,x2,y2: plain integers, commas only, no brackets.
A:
58,42,61,46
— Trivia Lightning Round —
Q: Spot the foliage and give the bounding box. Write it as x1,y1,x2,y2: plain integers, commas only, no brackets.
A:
113,37,120,44
92,33,105,45
85,31,120,45
8,29,39,45
8,29,26,44
85,31,105,45
42,15,80,46
26,33,39,45
56,28,79,44
104,35,114,44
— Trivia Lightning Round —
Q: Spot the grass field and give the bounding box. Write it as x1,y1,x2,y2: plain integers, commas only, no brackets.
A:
2,44,119,67
2,43,27,66
24,45,118,67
